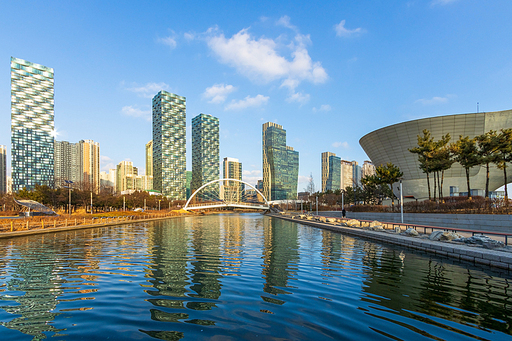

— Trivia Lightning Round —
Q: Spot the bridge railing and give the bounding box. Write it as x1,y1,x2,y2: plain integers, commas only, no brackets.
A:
186,201,268,208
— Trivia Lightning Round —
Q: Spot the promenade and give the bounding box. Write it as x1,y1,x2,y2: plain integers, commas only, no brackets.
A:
269,213,512,272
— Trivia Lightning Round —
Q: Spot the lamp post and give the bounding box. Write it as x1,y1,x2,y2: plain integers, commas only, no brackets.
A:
123,196,125,211
159,200,161,211
90,192,93,215
144,199,146,211
64,180,73,216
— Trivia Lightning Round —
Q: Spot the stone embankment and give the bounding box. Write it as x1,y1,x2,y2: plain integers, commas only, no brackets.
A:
269,213,512,271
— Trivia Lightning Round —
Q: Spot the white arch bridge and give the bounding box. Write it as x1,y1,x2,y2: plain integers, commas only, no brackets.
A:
183,179,270,211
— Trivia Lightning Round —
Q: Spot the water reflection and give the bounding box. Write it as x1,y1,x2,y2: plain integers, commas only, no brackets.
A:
0,214,511,340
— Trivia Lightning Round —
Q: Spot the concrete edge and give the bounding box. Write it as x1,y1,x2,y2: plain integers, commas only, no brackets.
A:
267,214,512,271
0,215,186,240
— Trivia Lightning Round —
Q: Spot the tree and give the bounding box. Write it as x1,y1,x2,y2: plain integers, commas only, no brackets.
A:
450,136,480,199
494,128,512,200
375,163,403,207
430,133,453,200
409,129,436,200
476,130,500,198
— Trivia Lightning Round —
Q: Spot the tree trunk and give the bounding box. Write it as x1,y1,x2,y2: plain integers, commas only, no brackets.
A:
390,184,394,208
433,172,437,201
426,173,431,201
504,164,508,201
485,163,490,198
466,168,471,199
440,170,444,200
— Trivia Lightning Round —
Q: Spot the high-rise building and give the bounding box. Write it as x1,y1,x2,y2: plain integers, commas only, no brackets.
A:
54,141,72,188
362,160,376,179
0,145,6,193
54,139,100,192
108,168,117,193
262,122,299,201
326,155,341,191
145,140,153,190
11,57,54,192
116,161,135,193
352,161,361,187
186,171,192,199
152,91,186,199
222,157,242,202
191,113,219,195
321,152,336,192
340,160,353,190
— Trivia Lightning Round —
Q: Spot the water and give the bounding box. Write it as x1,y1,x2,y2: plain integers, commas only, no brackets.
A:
0,213,511,340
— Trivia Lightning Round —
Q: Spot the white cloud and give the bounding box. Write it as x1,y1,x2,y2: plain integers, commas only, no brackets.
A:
276,15,297,31
158,36,177,49
332,141,349,149
431,0,458,6
203,83,236,104
121,105,151,121
286,91,310,105
334,20,365,38
126,82,170,98
242,170,262,186
205,26,327,90
415,94,456,105
313,104,331,112
225,94,269,111
100,155,115,172
184,32,195,41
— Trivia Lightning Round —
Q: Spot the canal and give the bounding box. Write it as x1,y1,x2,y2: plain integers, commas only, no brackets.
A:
0,213,511,340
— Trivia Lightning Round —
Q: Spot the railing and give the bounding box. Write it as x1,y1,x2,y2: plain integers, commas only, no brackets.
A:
186,201,268,209
313,214,512,246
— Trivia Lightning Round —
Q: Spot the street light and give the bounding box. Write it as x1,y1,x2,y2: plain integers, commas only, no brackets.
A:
159,200,161,211
400,179,404,223
64,180,73,216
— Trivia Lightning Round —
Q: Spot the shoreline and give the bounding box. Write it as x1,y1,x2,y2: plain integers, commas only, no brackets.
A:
268,213,512,271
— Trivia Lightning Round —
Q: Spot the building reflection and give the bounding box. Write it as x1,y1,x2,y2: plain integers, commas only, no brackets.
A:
360,246,512,335
261,217,299,302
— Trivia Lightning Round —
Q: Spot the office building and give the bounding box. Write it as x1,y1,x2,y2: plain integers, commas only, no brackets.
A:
0,145,6,193
191,113,219,195
352,161,361,187
340,160,353,190
222,157,243,201
54,141,72,188
116,161,135,193
262,122,299,201
321,152,336,192
361,161,376,179
186,171,192,199
11,57,54,192
326,155,341,191
152,91,186,199
77,140,100,192
145,140,153,190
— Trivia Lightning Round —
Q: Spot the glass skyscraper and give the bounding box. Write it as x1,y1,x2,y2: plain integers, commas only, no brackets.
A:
191,113,219,196
0,145,6,193
222,157,243,202
11,57,54,192
262,122,299,201
152,91,186,199
326,155,341,191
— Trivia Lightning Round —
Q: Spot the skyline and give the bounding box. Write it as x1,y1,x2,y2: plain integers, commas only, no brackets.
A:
2,1,512,191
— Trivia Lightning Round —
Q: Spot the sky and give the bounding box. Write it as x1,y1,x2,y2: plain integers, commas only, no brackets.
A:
1,0,512,192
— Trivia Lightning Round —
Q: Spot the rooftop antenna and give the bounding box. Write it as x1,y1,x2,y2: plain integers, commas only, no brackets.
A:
477,102,479,113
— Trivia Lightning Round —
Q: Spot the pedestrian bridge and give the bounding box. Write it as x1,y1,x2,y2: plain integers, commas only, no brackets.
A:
183,179,269,211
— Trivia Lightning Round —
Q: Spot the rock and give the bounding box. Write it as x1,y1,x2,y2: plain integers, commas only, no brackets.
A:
441,232,464,241
453,235,505,249
369,221,382,227
345,219,360,227
317,216,326,223
394,226,402,234
326,218,337,223
299,215,306,219
402,228,419,237
306,216,313,220
429,231,445,241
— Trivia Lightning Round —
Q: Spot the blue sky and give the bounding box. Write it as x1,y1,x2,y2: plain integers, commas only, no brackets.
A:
1,0,512,191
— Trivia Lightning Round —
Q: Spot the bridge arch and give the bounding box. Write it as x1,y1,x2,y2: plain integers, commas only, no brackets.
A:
183,178,269,210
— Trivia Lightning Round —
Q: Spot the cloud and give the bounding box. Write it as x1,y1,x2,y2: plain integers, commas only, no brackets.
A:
158,36,177,49
431,0,458,5
121,105,151,121
334,20,366,38
225,94,269,111
286,91,310,105
184,32,195,41
276,15,297,31
332,141,349,149
126,82,170,98
415,94,456,105
100,155,115,172
313,104,331,112
205,26,327,90
242,170,262,186
203,84,236,104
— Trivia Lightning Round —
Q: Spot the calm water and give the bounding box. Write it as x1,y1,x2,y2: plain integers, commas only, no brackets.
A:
0,213,511,341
